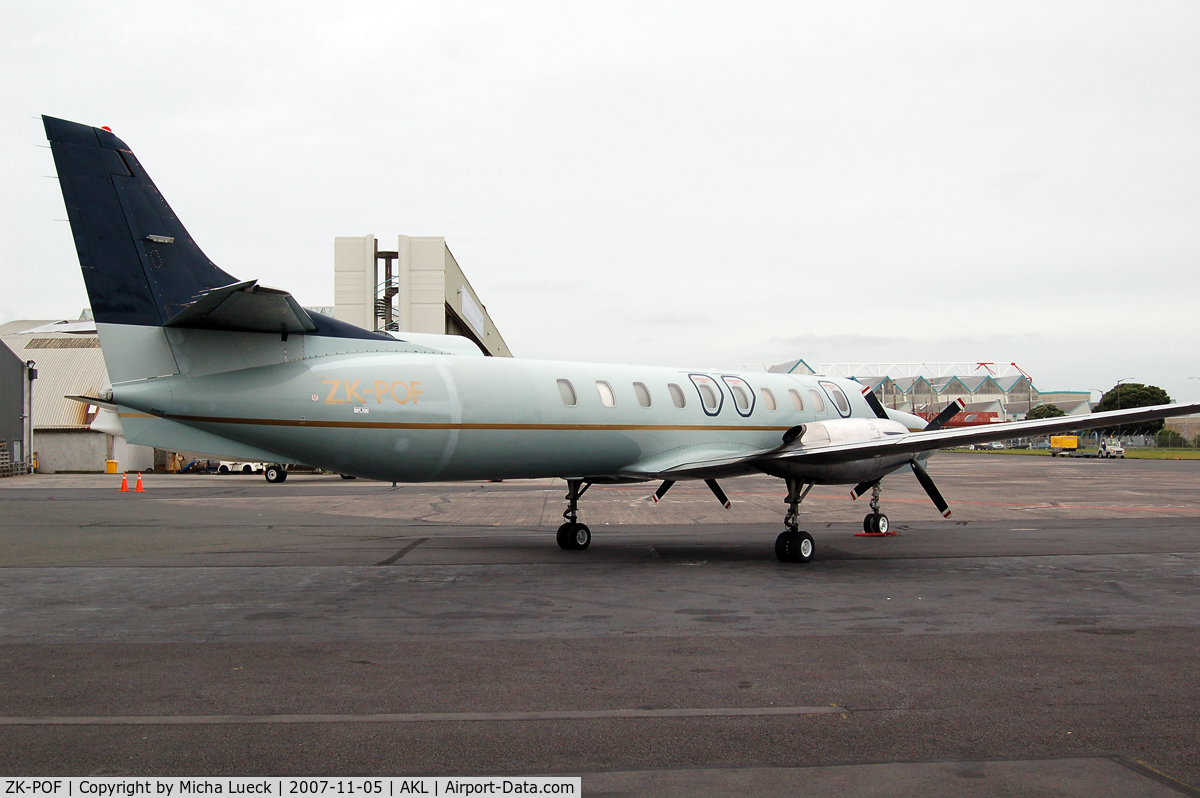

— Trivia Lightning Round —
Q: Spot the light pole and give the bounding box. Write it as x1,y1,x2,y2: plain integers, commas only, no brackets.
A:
1112,378,1134,447
1115,377,1133,411
24,360,36,474
1089,389,1107,449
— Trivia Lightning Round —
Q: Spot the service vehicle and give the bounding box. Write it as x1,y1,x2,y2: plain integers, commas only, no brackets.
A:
1050,436,1079,457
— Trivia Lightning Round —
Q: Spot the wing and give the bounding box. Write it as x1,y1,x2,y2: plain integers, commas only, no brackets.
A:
619,401,1200,481
762,401,1200,467
619,444,772,480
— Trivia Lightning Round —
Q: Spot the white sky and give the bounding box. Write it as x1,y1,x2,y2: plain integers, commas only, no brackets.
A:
2,2,1198,401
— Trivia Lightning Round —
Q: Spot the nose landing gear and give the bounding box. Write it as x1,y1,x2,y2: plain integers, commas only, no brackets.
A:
556,478,592,550
854,481,894,537
775,477,815,563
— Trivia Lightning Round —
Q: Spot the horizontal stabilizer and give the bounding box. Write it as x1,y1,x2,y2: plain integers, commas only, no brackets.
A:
164,280,318,334
65,394,117,408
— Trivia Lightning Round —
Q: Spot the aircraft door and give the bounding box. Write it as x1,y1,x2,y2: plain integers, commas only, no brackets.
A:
688,373,724,416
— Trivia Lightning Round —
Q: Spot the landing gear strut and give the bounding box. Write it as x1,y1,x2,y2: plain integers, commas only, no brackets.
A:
857,482,893,537
775,477,815,563
556,478,592,550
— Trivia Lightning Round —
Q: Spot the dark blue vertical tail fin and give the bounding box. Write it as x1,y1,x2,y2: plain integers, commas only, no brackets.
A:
43,116,237,326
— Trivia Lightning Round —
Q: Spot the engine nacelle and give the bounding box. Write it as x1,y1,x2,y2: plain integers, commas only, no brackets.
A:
760,417,914,484
794,417,910,447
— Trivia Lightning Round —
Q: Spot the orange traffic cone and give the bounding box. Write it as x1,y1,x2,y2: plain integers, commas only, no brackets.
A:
134,473,145,493
119,473,129,492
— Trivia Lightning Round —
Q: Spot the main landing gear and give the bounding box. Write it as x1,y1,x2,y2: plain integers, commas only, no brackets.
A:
854,481,894,537
775,477,815,563
556,478,592,550
264,464,287,483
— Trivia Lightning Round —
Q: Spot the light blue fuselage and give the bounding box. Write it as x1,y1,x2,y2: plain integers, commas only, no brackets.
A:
113,341,925,484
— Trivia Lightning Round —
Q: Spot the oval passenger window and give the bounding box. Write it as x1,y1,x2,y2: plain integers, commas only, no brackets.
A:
760,388,777,411
557,379,577,407
596,381,616,408
669,383,686,408
633,382,652,407
808,389,825,412
731,385,750,411
789,389,804,411
699,384,718,409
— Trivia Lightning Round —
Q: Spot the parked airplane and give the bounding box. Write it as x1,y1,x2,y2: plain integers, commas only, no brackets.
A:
44,116,1200,563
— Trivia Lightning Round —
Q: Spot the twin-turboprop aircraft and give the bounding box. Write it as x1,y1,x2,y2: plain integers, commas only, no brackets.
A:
45,116,1200,563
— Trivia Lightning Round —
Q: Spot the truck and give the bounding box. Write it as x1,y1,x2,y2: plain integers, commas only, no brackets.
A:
1050,435,1078,457
1098,438,1125,459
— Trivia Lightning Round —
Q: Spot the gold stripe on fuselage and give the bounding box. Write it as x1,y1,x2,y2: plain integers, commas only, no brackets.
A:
121,412,793,433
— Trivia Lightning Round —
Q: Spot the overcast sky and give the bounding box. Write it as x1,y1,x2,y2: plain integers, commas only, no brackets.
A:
3,2,1198,401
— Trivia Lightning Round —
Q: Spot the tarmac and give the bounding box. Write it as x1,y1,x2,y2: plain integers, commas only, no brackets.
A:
1,453,1198,796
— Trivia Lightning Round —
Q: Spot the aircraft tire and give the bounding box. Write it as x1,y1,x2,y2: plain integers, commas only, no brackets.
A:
791,531,814,563
573,523,591,550
265,465,287,484
863,515,873,534
775,531,793,562
873,513,889,535
556,523,574,550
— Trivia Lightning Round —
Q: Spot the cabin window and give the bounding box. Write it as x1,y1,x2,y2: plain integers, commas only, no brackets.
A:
596,380,616,408
760,388,777,411
689,373,724,416
633,382,652,407
557,379,577,407
789,389,804,411
820,381,851,416
721,375,756,417
808,389,826,412
669,383,686,408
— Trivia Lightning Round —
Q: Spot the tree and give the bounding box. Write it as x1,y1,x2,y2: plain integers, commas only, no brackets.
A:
1026,403,1066,420
1094,382,1172,435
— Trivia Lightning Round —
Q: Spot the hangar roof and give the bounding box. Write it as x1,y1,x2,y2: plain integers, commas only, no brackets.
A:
0,320,105,430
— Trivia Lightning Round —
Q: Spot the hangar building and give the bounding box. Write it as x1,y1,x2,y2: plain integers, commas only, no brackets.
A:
0,318,154,474
0,340,32,476
775,362,1095,424
334,235,512,357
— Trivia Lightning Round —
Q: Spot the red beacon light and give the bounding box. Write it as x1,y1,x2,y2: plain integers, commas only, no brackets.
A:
101,126,112,132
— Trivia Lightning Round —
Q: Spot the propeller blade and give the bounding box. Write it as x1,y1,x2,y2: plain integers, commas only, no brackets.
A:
924,398,966,431
652,480,676,503
850,479,878,500
910,460,951,518
860,386,890,420
705,479,731,509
